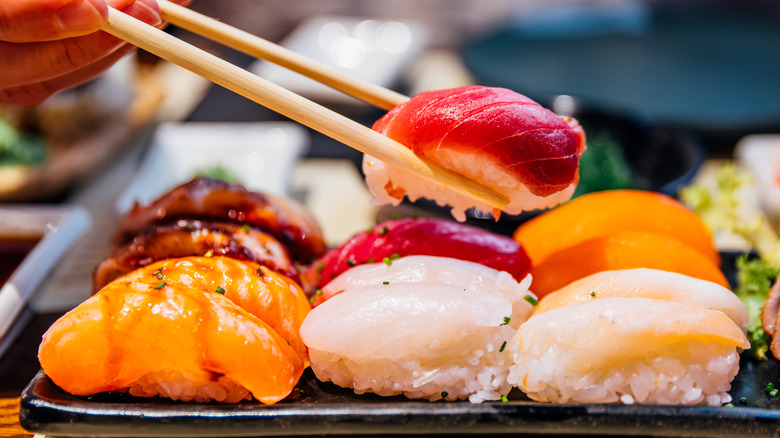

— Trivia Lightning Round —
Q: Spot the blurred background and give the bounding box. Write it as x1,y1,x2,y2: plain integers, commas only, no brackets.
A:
2,0,780,302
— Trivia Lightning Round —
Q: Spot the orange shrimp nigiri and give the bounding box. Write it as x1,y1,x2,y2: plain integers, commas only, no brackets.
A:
38,279,305,404
113,256,312,364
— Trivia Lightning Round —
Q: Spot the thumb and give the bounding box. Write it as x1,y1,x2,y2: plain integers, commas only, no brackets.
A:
0,0,108,43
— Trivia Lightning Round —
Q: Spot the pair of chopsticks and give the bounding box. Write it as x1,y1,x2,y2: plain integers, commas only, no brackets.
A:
102,2,508,210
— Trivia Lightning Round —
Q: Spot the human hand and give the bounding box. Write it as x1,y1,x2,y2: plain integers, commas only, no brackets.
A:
0,0,191,105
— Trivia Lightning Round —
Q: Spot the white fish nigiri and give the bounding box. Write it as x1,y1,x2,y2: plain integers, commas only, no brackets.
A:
300,283,515,403
322,255,535,327
508,297,749,406
535,268,748,333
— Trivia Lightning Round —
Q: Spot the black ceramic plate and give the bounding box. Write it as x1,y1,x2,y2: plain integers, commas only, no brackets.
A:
18,255,780,437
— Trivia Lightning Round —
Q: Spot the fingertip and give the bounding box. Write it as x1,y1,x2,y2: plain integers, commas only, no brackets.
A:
120,0,161,26
53,0,108,34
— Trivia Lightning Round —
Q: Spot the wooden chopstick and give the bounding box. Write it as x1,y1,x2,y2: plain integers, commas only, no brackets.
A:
158,0,409,110
102,8,509,210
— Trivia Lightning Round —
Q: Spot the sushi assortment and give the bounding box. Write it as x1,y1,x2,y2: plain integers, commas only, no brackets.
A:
35,87,751,412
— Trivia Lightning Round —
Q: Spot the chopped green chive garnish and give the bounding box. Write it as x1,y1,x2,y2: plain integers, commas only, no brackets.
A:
383,281,390,285
441,391,448,399
315,289,323,296
524,295,539,306
346,260,356,267
241,224,251,233
390,253,400,260
153,269,163,280
499,341,507,352
390,214,402,220
723,403,734,407
316,263,325,273
215,286,226,294
257,268,264,277
204,250,213,257
590,291,596,297
309,296,316,304
771,389,778,397
155,281,166,289
739,396,747,404
378,227,388,236
184,224,196,231
501,395,509,403
367,257,375,264
501,316,511,326
383,257,392,266
766,382,775,392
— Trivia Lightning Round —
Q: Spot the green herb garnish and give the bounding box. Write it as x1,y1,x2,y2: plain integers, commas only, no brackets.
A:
524,295,539,307
155,281,166,289
241,224,251,233
193,165,240,183
315,289,323,296
215,286,226,294
441,391,448,399
499,341,507,352
501,317,511,326
500,395,509,403
346,260,356,267
382,281,390,285
204,250,213,258
590,291,596,297
383,257,392,266
378,227,388,236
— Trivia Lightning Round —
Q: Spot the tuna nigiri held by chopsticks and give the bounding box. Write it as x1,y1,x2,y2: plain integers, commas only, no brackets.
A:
364,86,586,220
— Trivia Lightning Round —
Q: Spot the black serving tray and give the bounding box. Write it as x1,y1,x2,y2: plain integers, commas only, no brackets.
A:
17,363,780,437
18,253,780,437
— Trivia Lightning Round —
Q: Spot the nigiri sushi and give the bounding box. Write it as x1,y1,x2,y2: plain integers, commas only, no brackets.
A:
300,283,516,403
363,86,586,221
314,255,535,327
116,177,326,263
105,256,312,364
301,217,531,295
535,268,748,333
39,278,305,404
93,220,298,291
507,297,747,406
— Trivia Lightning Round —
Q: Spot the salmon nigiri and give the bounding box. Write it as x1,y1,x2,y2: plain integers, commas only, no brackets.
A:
39,280,305,404
112,256,312,364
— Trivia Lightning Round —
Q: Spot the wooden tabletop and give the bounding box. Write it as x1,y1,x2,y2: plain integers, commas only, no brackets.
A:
0,313,60,438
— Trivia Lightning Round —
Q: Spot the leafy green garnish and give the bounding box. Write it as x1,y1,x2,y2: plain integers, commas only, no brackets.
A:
572,130,645,198
194,165,240,184
734,255,778,360
681,163,780,360
0,119,47,167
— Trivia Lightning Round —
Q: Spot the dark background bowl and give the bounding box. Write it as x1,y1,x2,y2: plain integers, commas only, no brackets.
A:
415,107,705,236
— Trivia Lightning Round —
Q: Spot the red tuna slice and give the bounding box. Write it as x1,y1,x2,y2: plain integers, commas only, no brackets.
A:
300,217,531,297
372,86,585,197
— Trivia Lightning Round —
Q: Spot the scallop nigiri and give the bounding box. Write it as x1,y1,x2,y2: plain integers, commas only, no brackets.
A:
300,283,515,403
39,279,305,404
110,256,312,364
535,268,748,333
314,255,534,327
507,297,748,406
364,86,586,220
